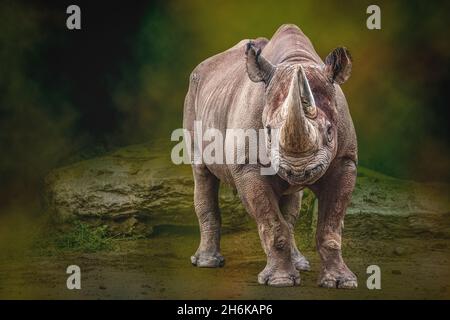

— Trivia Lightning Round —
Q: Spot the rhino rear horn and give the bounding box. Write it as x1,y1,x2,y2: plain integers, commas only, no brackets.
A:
245,42,275,84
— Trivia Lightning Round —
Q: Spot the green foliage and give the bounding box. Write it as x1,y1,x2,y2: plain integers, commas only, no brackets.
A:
34,221,114,255
297,189,318,249
53,222,114,252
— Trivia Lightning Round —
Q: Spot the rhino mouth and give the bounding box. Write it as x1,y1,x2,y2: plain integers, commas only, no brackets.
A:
269,143,332,185
277,161,328,185
304,163,325,178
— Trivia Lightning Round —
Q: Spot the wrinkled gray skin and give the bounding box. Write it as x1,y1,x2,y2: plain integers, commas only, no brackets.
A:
183,24,358,288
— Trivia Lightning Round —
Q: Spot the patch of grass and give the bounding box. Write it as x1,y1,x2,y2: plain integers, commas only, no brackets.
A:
32,221,115,256
53,221,114,252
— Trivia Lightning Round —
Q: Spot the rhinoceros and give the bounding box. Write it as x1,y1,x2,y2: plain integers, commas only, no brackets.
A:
183,24,357,288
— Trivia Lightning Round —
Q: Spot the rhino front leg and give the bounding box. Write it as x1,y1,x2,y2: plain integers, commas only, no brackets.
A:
279,192,310,271
311,158,357,289
236,172,300,287
191,165,224,268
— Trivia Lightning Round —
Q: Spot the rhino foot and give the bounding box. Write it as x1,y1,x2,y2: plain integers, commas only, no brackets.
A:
318,265,357,289
191,252,225,268
258,265,300,287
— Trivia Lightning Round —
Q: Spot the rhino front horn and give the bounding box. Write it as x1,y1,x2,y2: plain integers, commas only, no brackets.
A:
280,66,318,154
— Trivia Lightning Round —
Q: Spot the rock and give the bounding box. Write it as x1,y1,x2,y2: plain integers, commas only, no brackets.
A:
350,167,450,217
44,143,450,236
394,246,405,256
44,143,250,234
45,144,192,221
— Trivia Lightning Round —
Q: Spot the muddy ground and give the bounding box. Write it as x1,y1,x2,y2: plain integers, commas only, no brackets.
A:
0,212,449,299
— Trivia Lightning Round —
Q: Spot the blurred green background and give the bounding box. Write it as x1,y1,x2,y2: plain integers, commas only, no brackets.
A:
1,0,449,212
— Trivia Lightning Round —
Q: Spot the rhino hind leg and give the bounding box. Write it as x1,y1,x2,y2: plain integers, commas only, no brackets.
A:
312,158,358,289
279,192,310,271
191,165,224,268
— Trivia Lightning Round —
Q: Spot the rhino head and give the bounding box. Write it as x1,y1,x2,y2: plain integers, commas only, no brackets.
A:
246,42,352,185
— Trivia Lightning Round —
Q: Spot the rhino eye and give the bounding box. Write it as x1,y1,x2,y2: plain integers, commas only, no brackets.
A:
326,122,333,142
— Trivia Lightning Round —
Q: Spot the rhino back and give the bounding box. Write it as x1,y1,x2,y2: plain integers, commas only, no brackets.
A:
263,24,322,66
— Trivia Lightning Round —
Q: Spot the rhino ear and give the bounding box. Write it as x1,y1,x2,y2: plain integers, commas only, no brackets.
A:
245,42,275,84
324,47,352,84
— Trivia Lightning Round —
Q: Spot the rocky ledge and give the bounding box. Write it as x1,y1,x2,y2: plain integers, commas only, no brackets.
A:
44,143,450,236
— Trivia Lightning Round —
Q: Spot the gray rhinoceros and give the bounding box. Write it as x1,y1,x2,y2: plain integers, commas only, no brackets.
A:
183,24,357,288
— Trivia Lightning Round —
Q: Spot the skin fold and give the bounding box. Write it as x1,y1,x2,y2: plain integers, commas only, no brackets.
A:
183,24,358,288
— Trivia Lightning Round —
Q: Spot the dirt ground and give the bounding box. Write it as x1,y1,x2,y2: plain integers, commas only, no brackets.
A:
0,213,449,300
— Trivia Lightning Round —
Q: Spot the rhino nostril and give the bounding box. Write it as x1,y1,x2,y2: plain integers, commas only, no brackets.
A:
266,126,271,142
